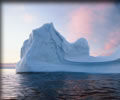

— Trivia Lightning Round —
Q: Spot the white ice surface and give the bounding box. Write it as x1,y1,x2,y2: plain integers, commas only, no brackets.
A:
16,23,120,73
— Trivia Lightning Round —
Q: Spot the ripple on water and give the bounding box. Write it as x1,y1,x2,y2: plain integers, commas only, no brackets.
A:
1,69,120,100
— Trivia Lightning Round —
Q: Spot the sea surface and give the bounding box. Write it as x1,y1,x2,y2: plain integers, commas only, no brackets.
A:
1,68,120,100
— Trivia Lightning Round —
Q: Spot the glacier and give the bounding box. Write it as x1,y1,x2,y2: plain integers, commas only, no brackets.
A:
16,23,120,73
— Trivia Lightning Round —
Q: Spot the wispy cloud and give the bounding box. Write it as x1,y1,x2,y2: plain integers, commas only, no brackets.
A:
22,13,36,23
66,3,120,56
67,3,112,42
98,30,120,56
104,30,120,50
67,7,93,42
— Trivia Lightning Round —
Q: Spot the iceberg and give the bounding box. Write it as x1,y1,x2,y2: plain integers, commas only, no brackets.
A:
16,23,120,73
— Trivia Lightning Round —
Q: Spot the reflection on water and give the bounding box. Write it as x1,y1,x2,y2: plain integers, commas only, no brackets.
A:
1,68,120,100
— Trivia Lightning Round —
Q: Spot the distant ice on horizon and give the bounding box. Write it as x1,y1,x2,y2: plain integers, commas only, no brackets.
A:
16,23,120,73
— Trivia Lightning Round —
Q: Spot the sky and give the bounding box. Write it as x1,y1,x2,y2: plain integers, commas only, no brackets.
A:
2,2,120,63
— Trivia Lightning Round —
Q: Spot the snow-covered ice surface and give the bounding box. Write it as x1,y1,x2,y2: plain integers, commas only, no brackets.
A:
16,23,120,73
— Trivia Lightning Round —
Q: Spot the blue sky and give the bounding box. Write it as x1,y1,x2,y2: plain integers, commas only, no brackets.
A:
2,2,120,63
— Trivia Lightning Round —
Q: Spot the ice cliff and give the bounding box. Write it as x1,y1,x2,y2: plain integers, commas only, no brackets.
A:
16,23,120,73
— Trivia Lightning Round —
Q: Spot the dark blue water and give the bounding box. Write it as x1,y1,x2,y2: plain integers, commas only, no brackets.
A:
1,69,120,100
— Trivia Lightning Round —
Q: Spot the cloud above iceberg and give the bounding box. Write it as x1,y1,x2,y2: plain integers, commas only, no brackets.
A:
67,6,93,42
22,13,36,23
67,3,120,56
104,30,120,50
67,3,112,42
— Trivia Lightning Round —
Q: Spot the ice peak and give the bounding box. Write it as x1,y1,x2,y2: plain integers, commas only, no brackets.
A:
74,38,88,44
74,38,89,48
40,22,54,28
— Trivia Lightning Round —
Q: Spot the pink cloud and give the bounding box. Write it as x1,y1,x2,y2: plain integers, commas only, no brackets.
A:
67,3,113,43
23,13,36,23
104,30,120,50
101,51,113,56
102,30,120,56
104,43,112,50
66,3,119,56
91,50,112,56
67,7,93,42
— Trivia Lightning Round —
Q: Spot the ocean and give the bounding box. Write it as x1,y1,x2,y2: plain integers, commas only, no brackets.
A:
1,68,120,100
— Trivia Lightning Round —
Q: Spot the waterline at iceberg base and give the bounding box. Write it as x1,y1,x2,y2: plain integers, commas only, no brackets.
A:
16,23,120,73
